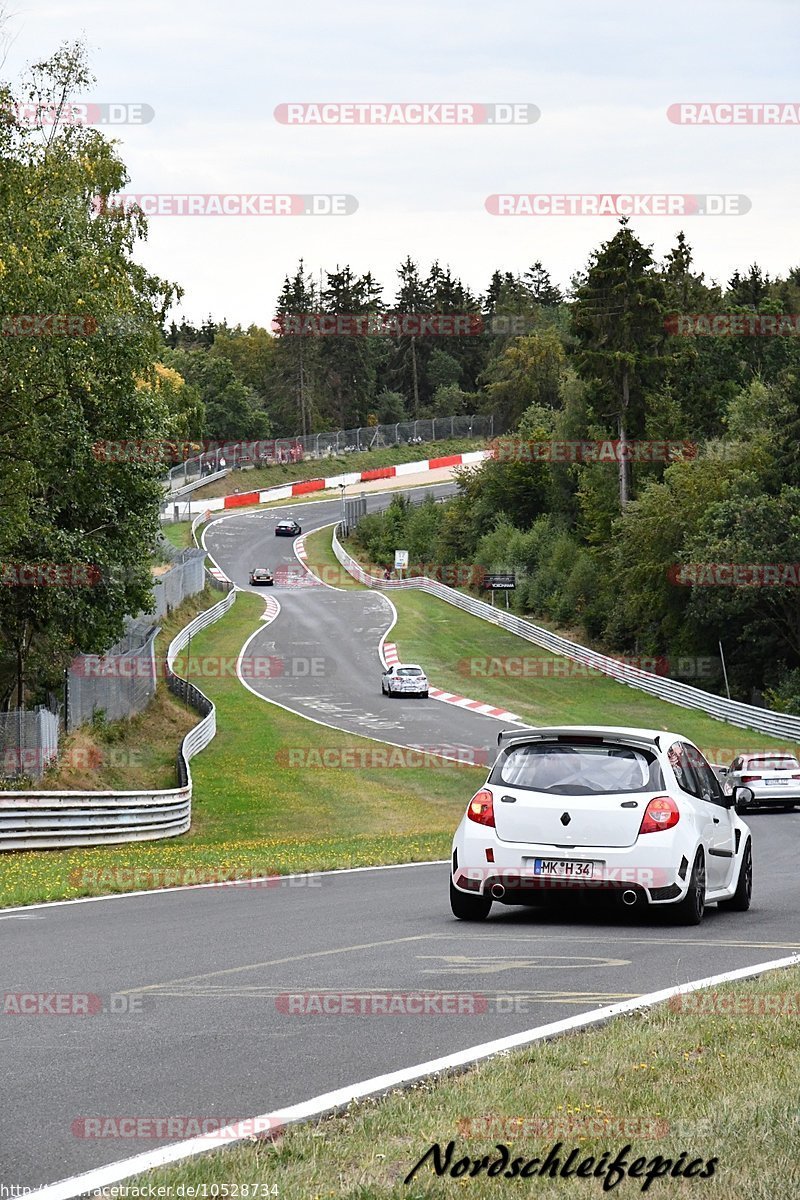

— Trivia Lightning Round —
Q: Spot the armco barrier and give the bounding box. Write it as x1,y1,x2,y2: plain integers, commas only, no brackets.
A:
332,528,800,743
0,577,236,851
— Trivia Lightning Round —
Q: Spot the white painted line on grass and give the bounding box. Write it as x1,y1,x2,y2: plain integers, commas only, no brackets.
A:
26,951,800,1200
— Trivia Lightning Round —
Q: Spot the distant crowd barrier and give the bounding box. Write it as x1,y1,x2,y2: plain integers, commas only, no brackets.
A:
164,414,495,494
163,448,491,522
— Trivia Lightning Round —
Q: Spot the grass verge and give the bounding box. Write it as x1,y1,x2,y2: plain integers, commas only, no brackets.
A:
0,591,475,907
302,524,364,591
190,438,486,500
162,521,195,550
124,964,800,1199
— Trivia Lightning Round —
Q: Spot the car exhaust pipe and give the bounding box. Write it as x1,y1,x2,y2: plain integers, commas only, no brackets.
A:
621,889,638,906
490,883,506,900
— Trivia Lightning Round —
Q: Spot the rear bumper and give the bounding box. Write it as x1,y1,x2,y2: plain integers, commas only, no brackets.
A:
452,828,691,905
747,787,800,804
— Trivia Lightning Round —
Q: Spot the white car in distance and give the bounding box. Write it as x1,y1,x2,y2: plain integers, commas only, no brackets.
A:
381,663,429,699
450,725,754,926
722,752,800,812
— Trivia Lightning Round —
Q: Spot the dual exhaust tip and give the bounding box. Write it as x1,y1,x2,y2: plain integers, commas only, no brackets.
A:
488,882,640,905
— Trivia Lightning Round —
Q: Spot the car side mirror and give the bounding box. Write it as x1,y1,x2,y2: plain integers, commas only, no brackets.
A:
733,785,754,811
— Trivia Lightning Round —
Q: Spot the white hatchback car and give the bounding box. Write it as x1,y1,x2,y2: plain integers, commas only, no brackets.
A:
450,726,754,925
381,663,429,699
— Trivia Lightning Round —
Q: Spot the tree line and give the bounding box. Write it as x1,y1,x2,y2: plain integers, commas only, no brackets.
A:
351,225,800,712
160,257,565,441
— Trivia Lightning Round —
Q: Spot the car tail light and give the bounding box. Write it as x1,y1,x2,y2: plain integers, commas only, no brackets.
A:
791,774,800,780
639,796,680,835
467,789,495,828
741,775,761,783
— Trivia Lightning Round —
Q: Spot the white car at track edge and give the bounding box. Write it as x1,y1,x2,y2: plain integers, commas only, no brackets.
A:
450,725,754,926
381,663,429,699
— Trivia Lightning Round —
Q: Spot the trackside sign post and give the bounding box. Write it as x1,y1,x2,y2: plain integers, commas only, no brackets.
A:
482,572,516,608
394,549,409,577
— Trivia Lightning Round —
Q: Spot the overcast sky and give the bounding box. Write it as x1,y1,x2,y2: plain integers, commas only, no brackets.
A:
6,0,800,325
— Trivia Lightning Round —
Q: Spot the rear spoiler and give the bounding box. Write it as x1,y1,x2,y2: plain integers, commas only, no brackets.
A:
497,726,538,747
496,728,663,750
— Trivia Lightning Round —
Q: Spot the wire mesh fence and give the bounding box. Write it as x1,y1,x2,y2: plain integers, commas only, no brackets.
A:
150,549,206,619
165,413,496,493
65,622,160,732
0,707,60,782
66,549,207,729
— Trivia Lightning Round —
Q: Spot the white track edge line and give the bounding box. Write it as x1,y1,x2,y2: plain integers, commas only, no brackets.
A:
27,951,800,1200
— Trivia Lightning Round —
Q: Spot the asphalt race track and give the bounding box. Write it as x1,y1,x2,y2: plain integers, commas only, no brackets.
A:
204,484,507,759
3,483,800,1190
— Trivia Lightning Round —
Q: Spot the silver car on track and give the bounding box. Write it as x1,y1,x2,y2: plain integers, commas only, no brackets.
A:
722,752,800,811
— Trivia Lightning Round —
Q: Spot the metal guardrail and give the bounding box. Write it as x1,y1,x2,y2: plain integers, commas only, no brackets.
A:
332,527,800,744
0,576,237,850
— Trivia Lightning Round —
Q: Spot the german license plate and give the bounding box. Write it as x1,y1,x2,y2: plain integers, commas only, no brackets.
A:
767,779,789,786
530,858,599,879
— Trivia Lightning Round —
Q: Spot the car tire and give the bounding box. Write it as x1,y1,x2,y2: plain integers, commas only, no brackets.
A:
671,848,706,925
421,691,429,699
450,879,492,921
718,839,752,912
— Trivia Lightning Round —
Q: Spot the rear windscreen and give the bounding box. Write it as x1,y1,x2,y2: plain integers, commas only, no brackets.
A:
744,757,799,772
491,742,664,795
397,668,423,676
